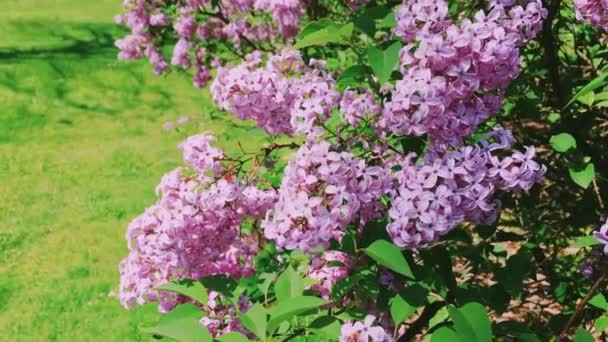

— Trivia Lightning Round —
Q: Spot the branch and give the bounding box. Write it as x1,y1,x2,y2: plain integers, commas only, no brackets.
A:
398,301,446,341
558,273,608,341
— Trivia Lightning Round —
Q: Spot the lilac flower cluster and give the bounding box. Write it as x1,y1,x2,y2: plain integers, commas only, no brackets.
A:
114,0,303,86
387,128,546,248
339,315,392,342
200,292,253,337
575,0,608,30
211,51,340,137
306,251,352,298
118,134,276,313
593,218,608,255
262,141,391,251
339,88,382,127
385,0,547,147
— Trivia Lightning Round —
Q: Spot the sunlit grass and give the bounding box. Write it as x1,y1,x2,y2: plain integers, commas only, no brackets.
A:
0,1,264,340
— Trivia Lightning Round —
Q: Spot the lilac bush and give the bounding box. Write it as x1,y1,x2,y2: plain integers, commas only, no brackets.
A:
109,0,608,341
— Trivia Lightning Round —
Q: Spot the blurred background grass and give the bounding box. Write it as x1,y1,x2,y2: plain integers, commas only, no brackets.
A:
0,1,262,340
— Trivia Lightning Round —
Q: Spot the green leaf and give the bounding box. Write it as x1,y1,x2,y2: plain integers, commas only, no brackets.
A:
547,112,561,123
573,235,602,248
331,268,375,299
589,293,607,311
573,327,595,342
594,316,608,331
377,11,397,29
549,133,577,153
268,296,327,331
354,6,391,36
431,327,461,342
429,307,449,329
390,285,428,324
336,65,372,91
495,321,540,342
141,304,211,342
459,303,492,342
569,162,595,189
367,41,402,84
297,19,334,39
447,305,477,342
565,72,608,108
215,332,250,342
155,279,208,305
354,16,375,37
308,316,341,339
390,293,417,324
199,275,238,297
364,239,414,278
275,266,304,302
238,303,267,339
293,22,353,49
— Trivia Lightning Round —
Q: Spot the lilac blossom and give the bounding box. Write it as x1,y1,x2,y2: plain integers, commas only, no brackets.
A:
262,141,391,251
385,0,547,147
575,0,608,30
339,315,392,342
387,128,546,248
593,218,608,255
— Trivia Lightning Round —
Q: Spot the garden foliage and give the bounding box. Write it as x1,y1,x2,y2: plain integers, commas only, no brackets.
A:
114,0,608,340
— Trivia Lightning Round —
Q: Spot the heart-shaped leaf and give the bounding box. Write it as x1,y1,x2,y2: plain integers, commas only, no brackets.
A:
569,162,595,189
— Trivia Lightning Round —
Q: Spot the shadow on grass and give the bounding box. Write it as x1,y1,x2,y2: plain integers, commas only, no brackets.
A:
0,20,122,61
0,20,183,141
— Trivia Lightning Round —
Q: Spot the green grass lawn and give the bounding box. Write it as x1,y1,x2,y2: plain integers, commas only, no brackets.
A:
0,1,262,340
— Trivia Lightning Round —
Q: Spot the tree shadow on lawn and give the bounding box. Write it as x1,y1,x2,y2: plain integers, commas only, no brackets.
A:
0,20,181,141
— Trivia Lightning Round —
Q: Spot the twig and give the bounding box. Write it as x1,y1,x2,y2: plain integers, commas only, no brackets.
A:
592,178,605,210
558,273,608,341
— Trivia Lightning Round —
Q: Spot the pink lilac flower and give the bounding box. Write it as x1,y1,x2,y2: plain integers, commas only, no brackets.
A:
115,0,304,77
119,136,277,314
339,315,392,342
307,251,352,298
385,0,547,148
262,141,391,251
575,0,608,30
593,218,608,255
200,292,253,338
212,51,340,137
339,89,381,127
387,128,546,248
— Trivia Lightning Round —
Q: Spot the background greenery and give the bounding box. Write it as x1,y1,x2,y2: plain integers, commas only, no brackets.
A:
0,1,262,340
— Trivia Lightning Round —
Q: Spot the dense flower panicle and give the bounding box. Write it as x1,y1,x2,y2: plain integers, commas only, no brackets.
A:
307,251,352,298
254,0,304,38
339,89,381,127
119,136,277,313
114,0,304,86
575,0,608,30
386,0,547,147
211,51,340,137
262,141,391,251
178,133,224,179
593,218,608,254
387,128,546,248
340,315,393,342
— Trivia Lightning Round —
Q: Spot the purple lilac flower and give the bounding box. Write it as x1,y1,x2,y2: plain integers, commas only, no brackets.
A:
575,0,608,30
593,218,608,255
339,315,392,342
